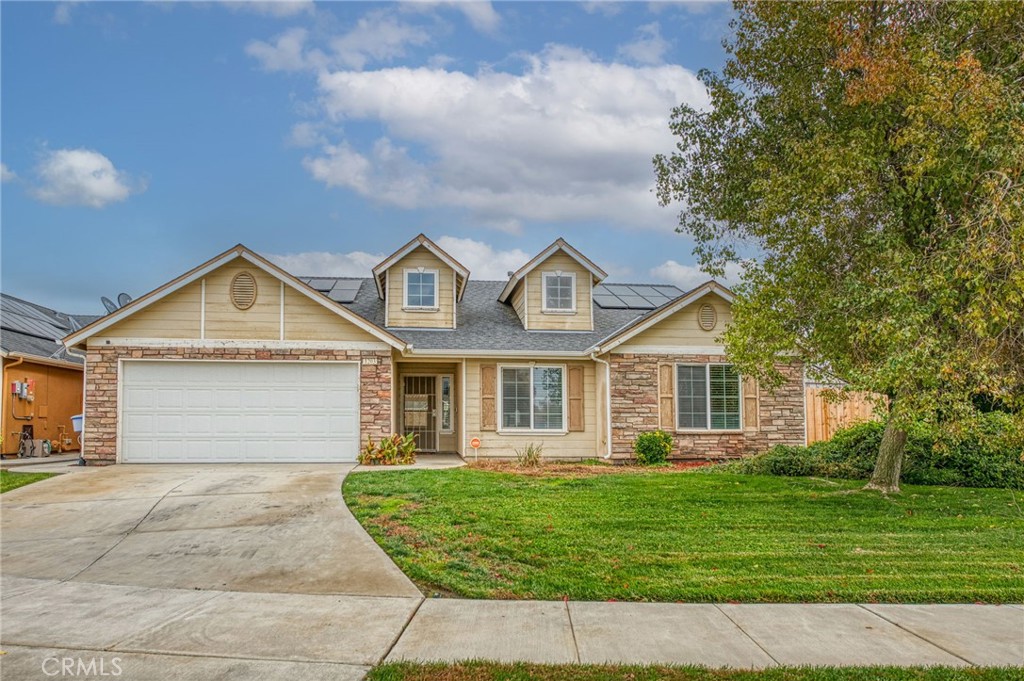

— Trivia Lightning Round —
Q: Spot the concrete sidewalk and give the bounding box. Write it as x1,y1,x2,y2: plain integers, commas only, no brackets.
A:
2,577,1021,680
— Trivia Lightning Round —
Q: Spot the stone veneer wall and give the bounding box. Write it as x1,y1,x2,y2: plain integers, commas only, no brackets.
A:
83,346,392,465
609,353,804,460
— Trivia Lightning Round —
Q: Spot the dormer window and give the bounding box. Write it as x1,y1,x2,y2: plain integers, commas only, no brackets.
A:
404,268,438,309
542,271,575,313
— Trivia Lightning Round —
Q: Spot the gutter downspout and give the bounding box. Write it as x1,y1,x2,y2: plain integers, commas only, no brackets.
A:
590,351,613,459
64,345,88,466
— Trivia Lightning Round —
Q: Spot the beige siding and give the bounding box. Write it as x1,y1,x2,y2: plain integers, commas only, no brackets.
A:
524,252,593,331
94,280,202,340
386,247,456,329
463,358,600,459
92,258,384,344
511,281,527,328
617,294,733,350
205,263,282,340
283,287,379,342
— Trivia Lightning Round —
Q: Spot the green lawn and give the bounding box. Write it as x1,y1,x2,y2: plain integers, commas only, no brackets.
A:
0,469,56,493
368,663,1021,681
343,468,1024,603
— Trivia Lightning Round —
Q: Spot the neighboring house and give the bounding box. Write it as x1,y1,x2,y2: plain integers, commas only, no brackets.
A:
1,294,100,456
63,235,806,465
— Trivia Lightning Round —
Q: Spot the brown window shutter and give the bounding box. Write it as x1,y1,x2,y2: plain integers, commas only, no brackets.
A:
742,376,759,432
658,363,675,430
480,364,497,431
567,365,585,432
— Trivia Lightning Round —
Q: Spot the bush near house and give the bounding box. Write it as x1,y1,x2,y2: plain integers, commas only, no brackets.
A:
719,414,1024,489
359,433,417,466
633,430,673,465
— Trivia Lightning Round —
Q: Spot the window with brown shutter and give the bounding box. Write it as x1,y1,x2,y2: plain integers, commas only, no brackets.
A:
568,365,584,431
658,363,675,429
480,364,497,431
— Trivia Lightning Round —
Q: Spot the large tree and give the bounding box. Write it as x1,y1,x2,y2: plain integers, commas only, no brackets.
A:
655,1,1024,492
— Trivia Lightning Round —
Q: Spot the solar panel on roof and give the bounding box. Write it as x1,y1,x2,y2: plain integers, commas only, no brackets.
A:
331,281,361,292
593,294,626,309
306,278,334,292
327,290,358,303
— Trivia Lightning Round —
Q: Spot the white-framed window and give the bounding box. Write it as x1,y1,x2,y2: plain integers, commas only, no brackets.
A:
676,363,741,431
440,375,453,433
499,365,565,431
404,269,438,309
542,271,576,312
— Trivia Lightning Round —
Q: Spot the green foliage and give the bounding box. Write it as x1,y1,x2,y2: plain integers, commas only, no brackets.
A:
368,662,1022,681
654,2,1024,486
359,433,417,466
0,470,56,493
633,430,673,465
345,468,1024,603
724,415,1024,489
515,442,543,468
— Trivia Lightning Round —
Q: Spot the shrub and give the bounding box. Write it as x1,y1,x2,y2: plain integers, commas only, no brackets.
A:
633,430,673,465
724,413,1024,489
515,443,543,467
359,433,417,465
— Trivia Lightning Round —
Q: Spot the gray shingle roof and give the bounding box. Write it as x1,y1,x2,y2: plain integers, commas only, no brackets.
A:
0,294,101,365
301,278,656,354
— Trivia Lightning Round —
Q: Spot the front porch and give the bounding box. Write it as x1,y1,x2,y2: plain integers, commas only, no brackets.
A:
394,361,462,455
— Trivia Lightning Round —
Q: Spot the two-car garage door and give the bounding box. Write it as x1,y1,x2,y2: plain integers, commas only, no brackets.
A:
120,361,360,463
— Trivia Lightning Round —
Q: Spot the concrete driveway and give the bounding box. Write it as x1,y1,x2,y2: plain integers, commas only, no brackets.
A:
1,465,423,680
1,464,419,596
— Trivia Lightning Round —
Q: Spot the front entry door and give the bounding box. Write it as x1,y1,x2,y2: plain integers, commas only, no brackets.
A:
403,376,437,452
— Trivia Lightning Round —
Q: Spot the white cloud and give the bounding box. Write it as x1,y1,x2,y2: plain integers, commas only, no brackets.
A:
246,12,431,73
404,1,501,33
53,2,77,25
266,249,383,276
226,1,314,18
31,148,144,208
330,11,432,70
650,259,743,290
287,121,327,147
298,44,708,229
617,22,670,65
435,236,530,280
581,2,623,17
266,235,530,281
246,27,317,72
1,163,16,182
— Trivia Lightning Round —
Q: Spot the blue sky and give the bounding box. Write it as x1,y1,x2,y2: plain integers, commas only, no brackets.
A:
1,1,734,314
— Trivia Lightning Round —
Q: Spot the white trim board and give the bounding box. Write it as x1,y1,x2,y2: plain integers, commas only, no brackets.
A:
86,338,390,350
610,345,727,356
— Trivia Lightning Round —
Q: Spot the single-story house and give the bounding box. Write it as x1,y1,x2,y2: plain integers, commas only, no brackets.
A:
2,294,101,456
63,235,806,464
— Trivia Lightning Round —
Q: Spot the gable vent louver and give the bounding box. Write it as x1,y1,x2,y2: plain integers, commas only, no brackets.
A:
698,303,717,331
230,272,258,310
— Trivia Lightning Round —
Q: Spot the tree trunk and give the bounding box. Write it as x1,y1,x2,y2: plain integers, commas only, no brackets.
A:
864,416,907,493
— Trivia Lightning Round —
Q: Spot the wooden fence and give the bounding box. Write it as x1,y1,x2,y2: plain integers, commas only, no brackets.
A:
805,387,885,444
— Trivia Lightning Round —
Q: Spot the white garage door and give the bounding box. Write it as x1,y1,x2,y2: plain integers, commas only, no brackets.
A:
120,361,360,463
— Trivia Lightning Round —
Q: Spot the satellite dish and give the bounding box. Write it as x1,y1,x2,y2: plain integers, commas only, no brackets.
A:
117,292,133,308
101,297,119,314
